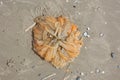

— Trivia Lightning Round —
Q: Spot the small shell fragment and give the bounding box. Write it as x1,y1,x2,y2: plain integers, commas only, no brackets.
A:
111,52,115,58
76,76,81,80
83,32,90,37
0,1,3,5
96,69,100,73
99,33,104,37
101,71,105,74
32,16,83,68
80,72,84,76
86,27,90,30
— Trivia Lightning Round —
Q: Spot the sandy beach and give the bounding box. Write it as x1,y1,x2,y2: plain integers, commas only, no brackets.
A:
0,0,120,80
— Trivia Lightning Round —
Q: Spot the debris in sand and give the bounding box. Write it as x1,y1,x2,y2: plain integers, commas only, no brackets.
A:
80,72,84,76
20,58,31,66
76,76,81,80
111,52,115,58
96,69,100,73
64,75,70,80
66,0,69,2
86,35,90,37
99,33,104,37
25,23,36,32
6,58,15,68
0,1,3,5
74,0,80,3
73,5,76,8
105,22,107,24
65,69,71,73
86,27,90,30
101,71,105,74
78,12,81,15
90,71,94,74
83,32,90,37
20,58,26,65
42,73,56,80
84,46,87,49
15,68,21,72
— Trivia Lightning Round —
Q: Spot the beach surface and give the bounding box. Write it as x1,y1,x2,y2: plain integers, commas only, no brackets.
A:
0,0,120,80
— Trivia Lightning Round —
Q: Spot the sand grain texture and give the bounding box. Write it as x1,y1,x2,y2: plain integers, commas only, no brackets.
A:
0,0,120,80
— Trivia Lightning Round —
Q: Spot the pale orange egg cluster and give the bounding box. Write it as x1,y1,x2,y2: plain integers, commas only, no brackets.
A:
32,16,83,68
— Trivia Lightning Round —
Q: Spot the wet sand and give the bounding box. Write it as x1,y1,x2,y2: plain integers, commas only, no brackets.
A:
0,0,120,80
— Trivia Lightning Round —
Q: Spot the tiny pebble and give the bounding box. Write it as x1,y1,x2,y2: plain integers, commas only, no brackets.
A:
87,35,90,37
73,5,76,8
83,32,90,37
101,71,105,74
86,27,90,30
76,76,81,80
0,1,3,5
84,46,87,49
78,12,81,15
83,32,88,36
90,71,94,74
111,52,115,58
96,69,100,73
6,58,15,67
83,32,88,37
105,22,107,24
49,35,52,38
96,7,101,11
80,72,84,76
99,33,104,37
66,0,69,2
